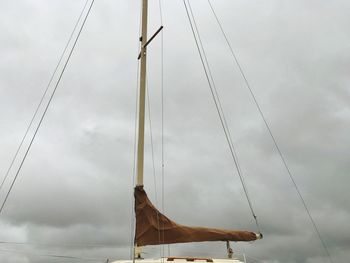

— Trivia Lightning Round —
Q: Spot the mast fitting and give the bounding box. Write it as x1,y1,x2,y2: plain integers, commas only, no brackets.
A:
226,241,233,259
138,26,164,59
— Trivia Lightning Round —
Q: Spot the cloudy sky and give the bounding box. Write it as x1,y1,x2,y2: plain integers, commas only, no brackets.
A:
0,0,349,262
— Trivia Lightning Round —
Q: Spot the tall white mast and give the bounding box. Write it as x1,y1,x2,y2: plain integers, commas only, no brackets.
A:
136,0,148,187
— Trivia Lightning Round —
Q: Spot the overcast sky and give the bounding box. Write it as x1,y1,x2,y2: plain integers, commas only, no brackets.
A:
0,0,349,262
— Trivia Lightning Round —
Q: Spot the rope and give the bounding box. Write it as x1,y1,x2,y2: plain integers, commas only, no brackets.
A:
183,0,261,232
0,0,96,216
0,0,90,195
207,1,333,261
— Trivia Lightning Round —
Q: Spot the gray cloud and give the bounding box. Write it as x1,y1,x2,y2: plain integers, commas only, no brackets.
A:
0,0,349,262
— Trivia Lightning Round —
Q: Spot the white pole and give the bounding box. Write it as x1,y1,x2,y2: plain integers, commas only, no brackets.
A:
136,0,148,186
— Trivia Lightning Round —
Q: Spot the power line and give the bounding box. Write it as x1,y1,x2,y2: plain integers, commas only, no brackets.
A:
0,0,90,195
183,0,261,233
0,0,96,215
206,1,333,262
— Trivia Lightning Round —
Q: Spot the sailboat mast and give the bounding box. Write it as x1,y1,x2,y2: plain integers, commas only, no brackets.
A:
136,0,148,186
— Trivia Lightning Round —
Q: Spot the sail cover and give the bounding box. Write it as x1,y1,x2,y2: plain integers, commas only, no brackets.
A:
134,186,259,246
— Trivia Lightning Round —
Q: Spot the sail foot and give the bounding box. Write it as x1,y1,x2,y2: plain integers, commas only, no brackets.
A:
134,186,261,246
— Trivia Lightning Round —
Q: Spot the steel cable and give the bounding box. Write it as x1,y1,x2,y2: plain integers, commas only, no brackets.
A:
183,0,261,233
207,1,333,261
0,0,96,215
0,0,90,195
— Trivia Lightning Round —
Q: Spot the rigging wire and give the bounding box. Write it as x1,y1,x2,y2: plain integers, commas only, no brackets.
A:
158,0,167,257
130,66,139,260
0,0,96,216
206,1,333,262
0,247,106,262
146,82,159,206
186,0,260,232
129,68,139,257
146,80,163,258
183,0,261,232
0,241,119,248
243,254,266,262
0,0,90,195
130,2,143,259
158,0,164,218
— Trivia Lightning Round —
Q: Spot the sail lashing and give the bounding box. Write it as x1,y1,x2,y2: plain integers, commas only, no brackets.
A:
134,186,261,246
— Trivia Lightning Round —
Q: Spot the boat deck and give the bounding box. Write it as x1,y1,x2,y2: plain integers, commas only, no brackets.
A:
112,257,244,263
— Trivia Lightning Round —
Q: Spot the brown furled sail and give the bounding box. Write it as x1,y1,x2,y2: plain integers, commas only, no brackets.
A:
134,186,261,246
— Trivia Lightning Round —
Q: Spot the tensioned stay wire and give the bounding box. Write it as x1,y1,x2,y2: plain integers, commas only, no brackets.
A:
0,0,90,194
0,247,106,262
206,1,333,262
157,0,167,257
130,1,143,259
0,0,96,215
145,0,166,255
145,81,159,210
186,0,260,232
0,240,122,248
183,0,261,232
158,0,164,215
146,80,163,258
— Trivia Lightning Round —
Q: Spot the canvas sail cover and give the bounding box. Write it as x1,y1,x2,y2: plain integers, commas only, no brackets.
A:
134,186,259,246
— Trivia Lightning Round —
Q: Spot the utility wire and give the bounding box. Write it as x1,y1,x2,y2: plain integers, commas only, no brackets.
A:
183,0,260,232
0,0,90,194
0,0,96,215
207,1,333,262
